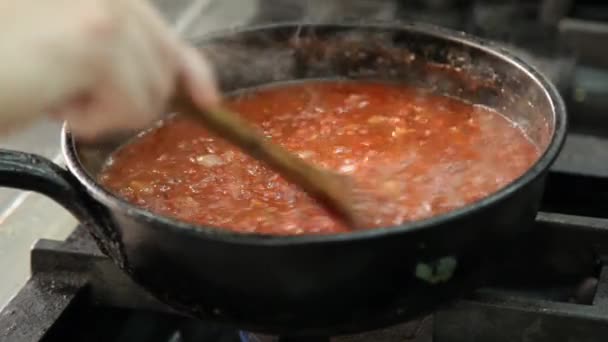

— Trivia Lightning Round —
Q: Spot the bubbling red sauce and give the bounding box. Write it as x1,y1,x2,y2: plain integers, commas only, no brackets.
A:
99,81,540,235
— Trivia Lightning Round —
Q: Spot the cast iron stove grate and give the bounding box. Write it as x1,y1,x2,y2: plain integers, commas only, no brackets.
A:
1,205,608,341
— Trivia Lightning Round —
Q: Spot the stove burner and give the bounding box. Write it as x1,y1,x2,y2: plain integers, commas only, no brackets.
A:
1,210,607,341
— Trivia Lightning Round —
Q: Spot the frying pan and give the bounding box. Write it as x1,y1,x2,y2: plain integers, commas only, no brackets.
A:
0,22,566,336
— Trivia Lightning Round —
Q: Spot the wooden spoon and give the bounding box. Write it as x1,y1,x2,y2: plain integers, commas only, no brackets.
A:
171,95,372,230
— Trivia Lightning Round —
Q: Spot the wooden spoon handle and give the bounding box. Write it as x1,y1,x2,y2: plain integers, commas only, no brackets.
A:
171,95,359,229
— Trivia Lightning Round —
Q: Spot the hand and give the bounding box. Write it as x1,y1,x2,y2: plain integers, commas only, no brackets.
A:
0,0,219,141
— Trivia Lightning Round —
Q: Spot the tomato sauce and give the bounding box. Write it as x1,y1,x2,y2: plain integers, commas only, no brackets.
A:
99,81,540,235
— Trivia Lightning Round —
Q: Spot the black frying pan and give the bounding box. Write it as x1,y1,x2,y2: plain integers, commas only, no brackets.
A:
0,22,567,336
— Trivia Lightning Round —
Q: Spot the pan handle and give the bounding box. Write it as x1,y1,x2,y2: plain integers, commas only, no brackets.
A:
0,149,94,222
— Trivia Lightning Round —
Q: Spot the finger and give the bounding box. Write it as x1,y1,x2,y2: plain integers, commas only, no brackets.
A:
64,85,147,141
47,93,93,120
126,0,209,116
124,0,178,106
66,0,177,140
106,22,154,115
87,13,166,136
126,0,180,47
178,45,221,109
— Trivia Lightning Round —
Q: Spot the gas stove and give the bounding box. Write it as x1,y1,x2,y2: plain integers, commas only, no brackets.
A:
1,205,608,341
3,1,608,341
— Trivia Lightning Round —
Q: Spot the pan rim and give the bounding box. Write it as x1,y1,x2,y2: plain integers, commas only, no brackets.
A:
62,21,568,246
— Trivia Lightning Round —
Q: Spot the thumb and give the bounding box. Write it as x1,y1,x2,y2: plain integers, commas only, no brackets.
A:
177,46,221,110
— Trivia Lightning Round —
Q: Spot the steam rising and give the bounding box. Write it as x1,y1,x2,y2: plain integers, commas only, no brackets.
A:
253,0,398,23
